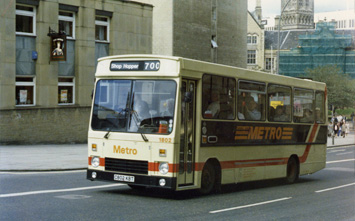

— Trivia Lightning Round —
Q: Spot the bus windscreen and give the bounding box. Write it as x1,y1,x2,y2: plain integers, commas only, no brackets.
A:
91,80,177,134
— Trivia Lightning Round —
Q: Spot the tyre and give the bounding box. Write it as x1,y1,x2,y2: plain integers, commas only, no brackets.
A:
286,157,299,184
199,162,216,194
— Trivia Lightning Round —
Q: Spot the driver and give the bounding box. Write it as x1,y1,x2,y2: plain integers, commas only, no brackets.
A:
133,97,150,121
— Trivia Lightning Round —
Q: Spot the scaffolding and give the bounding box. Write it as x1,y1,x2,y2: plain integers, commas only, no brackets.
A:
279,22,355,78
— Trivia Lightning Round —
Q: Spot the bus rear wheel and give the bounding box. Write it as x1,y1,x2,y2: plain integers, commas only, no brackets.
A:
199,162,216,194
286,156,299,184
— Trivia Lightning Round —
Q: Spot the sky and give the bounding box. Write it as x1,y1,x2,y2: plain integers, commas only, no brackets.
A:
248,0,355,19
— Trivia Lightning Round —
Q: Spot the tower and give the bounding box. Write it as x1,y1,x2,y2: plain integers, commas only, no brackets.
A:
255,0,262,24
281,0,314,30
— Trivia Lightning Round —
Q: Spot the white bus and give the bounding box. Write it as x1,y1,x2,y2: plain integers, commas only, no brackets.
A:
87,55,327,194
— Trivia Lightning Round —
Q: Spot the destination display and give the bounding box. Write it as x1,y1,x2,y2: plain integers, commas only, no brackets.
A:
110,60,160,71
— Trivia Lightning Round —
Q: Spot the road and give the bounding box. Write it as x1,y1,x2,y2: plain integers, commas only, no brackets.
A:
1,146,354,221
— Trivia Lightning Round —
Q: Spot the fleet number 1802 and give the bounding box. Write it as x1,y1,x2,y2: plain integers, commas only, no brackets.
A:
159,138,172,143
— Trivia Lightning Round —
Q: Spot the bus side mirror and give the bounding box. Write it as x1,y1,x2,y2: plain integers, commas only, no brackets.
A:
184,92,193,103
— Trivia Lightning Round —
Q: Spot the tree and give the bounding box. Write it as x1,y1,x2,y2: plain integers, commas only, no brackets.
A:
304,65,355,109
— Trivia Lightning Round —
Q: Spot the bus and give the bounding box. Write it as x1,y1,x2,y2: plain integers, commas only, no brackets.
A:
87,55,327,194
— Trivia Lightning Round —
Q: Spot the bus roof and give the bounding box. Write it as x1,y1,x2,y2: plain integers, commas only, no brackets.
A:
96,54,326,91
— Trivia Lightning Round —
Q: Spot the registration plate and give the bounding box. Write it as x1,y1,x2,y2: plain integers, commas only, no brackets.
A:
114,174,135,183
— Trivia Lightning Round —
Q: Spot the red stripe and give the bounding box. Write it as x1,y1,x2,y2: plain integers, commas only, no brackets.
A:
299,123,319,163
88,157,105,167
89,125,319,173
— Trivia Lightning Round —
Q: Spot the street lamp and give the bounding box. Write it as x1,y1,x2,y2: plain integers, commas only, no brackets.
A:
277,0,292,74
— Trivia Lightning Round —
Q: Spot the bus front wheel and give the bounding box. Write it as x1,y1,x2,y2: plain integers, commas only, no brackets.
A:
286,156,299,184
199,162,216,194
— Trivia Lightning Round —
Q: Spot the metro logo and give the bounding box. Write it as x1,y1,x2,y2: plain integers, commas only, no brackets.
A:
113,145,138,155
235,126,293,140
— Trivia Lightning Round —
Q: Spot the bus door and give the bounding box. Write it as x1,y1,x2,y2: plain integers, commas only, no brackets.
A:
178,79,196,186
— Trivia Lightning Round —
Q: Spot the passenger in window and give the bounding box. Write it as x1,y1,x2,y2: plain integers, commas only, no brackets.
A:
301,109,313,123
245,97,261,120
133,97,150,121
237,97,246,120
206,91,220,118
274,105,288,121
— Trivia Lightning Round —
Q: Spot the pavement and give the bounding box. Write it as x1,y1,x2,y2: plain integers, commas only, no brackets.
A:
0,132,354,172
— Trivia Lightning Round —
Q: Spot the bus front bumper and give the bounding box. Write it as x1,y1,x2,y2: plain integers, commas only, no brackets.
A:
87,169,176,189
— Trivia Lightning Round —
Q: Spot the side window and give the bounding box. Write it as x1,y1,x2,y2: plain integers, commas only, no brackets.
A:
95,16,110,42
202,75,235,120
59,11,75,39
268,85,292,122
237,81,266,121
294,88,314,123
16,4,36,36
58,77,75,105
315,91,325,123
16,77,36,106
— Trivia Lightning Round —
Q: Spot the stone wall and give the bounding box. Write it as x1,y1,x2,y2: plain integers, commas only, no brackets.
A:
0,107,90,144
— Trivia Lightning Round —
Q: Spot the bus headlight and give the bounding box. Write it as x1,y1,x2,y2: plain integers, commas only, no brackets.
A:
159,162,169,175
91,156,100,168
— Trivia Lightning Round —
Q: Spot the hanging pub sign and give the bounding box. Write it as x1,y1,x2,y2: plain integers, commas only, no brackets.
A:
48,27,67,61
50,34,66,61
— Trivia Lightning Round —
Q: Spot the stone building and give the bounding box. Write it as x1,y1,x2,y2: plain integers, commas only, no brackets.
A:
315,10,355,30
138,0,247,68
281,0,314,30
0,0,153,144
247,0,265,71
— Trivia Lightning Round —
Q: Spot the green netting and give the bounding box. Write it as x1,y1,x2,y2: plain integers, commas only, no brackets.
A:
279,22,355,78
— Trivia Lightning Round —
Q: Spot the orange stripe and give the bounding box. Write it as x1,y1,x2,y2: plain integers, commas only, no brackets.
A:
148,162,179,173
89,125,318,173
236,131,249,135
88,157,105,167
299,123,319,163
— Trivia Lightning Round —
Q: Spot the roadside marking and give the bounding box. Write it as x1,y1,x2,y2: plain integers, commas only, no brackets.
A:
325,167,354,172
328,149,346,153
0,170,86,175
315,182,355,193
55,195,92,200
328,146,354,151
336,152,353,156
209,197,292,214
326,159,355,164
0,184,125,198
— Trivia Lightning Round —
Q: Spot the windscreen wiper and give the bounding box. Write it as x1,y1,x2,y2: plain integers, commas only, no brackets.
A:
131,110,149,142
104,128,111,139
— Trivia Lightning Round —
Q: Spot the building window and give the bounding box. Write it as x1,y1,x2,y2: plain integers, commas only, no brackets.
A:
59,11,75,39
95,16,110,42
58,77,75,104
16,77,35,106
16,4,36,36
265,58,275,71
247,35,257,44
247,50,256,64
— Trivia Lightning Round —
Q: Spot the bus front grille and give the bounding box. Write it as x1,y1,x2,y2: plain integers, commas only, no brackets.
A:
105,158,148,175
